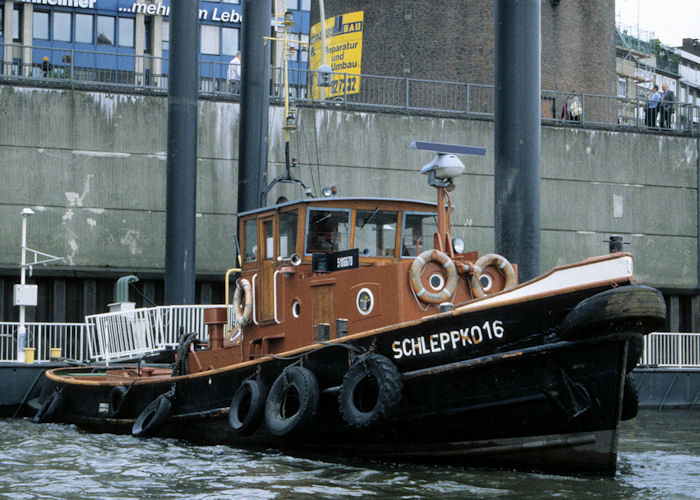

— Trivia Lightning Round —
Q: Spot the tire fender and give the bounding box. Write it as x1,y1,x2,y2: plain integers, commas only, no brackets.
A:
131,395,172,437
264,366,319,437
338,354,403,428
229,379,267,436
560,286,666,340
33,388,65,424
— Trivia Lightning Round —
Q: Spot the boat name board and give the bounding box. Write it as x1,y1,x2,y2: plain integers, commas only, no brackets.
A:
391,320,505,360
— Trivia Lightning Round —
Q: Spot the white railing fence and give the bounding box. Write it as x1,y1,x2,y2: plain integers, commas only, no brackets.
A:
640,332,700,368
0,322,89,362
85,305,230,364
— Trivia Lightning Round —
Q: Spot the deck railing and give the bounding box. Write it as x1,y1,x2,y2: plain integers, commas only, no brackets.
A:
85,305,228,364
0,322,89,362
2,43,698,135
639,332,700,369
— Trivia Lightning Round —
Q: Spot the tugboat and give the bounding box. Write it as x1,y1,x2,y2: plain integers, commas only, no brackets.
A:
33,142,665,475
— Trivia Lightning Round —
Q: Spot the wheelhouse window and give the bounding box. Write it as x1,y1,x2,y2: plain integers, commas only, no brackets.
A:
243,218,257,263
279,210,298,258
402,212,438,257
355,210,397,257
305,208,350,254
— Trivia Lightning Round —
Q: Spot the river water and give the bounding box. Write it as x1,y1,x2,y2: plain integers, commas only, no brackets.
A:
1,410,698,499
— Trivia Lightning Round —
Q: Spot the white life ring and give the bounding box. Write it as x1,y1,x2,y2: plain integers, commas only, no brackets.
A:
468,253,517,298
409,250,458,304
232,278,253,326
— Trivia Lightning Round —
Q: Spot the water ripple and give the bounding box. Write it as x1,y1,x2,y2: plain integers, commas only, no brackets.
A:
1,411,699,499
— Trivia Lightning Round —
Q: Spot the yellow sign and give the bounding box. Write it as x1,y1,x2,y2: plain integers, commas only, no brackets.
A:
309,11,363,99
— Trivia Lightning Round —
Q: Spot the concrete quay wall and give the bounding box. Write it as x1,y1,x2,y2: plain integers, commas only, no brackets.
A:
0,85,697,294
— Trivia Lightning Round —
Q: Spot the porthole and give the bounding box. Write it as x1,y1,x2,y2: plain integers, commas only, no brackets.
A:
292,300,301,318
356,288,374,316
429,273,445,291
479,274,492,292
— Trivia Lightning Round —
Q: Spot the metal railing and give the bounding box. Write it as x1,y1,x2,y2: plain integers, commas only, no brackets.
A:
2,43,699,135
0,322,89,362
640,332,700,369
85,304,232,364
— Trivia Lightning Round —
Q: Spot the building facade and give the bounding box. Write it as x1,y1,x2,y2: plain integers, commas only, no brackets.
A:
313,0,617,97
0,0,311,88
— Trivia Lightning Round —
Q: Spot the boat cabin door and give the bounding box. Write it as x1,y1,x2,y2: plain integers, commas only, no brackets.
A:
258,215,277,323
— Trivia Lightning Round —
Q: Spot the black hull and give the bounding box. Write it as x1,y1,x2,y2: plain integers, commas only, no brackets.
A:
37,285,652,475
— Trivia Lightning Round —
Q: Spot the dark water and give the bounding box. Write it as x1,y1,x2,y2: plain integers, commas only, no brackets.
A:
1,410,699,499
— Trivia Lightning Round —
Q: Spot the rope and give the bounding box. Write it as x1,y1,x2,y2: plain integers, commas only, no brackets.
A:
171,332,200,376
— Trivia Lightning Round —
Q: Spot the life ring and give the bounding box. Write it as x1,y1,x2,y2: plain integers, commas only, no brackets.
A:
229,379,267,436
621,375,639,421
233,279,253,326
338,354,403,428
409,250,458,304
264,366,319,437
109,386,129,418
559,286,666,340
467,254,517,298
33,388,64,424
131,395,172,437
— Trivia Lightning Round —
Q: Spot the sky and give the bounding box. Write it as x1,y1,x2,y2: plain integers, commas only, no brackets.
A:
615,0,700,47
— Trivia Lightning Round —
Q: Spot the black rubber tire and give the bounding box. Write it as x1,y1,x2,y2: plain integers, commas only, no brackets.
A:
621,375,639,421
109,386,128,418
229,379,267,436
338,354,403,428
264,366,319,437
131,395,172,437
626,334,644,373
560,286,666,340
33,388,64,424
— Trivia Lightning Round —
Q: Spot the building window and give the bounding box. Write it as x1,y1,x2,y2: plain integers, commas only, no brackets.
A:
144,17,152,53
285,0,299,9
162,20,169,52
222,27,238,56
201,25,219,55
301,0,311,10
13,8,22,42
53,11,72,42
118,17,134,47
97,15,115,45
618,77,627,97
222,0,240,3
33,11,49,40
75,14,93,43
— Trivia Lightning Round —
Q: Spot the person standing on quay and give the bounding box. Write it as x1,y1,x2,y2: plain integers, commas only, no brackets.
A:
660,82,675,129
227,52,241,94
646,84,661,127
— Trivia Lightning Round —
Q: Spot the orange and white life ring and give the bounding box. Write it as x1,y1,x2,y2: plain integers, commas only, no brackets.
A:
232,278,253,326
409,250,458,304
467,253,517,298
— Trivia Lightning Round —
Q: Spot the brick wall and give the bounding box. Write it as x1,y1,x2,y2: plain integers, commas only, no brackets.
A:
317,0,616,95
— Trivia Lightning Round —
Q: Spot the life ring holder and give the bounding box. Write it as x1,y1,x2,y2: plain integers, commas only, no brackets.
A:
232,278,253,326
467,253,517,298
409,250,458,304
